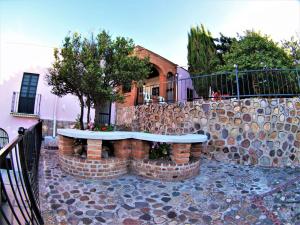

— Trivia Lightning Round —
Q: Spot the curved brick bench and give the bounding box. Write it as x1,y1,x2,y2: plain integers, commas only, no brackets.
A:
131,159,200,181
57,129,207,181
59,154,129,179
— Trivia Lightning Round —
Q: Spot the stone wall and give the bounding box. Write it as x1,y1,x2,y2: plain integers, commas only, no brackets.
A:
116,98,300,167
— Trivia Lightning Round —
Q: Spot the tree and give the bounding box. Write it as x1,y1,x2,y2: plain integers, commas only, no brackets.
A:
48,31,150,128
218,31,294,96
47,33,86,129
218,30,293,71
79,31,150,125
215,33,236,65
187,24,219,74
187,24,220,97
282,35,300,67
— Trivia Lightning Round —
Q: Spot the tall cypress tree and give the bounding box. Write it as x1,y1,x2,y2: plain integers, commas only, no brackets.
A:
187,24,219,97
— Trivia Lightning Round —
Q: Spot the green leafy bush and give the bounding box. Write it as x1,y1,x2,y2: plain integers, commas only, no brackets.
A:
149,143,171,160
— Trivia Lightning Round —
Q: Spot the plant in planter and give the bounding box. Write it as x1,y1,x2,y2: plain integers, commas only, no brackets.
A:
149,142,171,160
94,124,114,132
73,139,87,158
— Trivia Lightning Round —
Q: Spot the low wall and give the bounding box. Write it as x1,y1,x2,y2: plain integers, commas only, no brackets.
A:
116,98,300,167
59,154,129,179
131,159,200,181
59,153,200,181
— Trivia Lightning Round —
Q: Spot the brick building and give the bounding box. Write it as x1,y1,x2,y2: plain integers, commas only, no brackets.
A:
117,46,179,108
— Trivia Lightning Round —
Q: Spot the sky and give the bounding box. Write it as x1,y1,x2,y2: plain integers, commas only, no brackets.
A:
0,0,299,83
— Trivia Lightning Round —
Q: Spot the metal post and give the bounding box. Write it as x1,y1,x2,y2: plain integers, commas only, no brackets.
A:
175,73,179,102
234,64,240,100
296,68,300,95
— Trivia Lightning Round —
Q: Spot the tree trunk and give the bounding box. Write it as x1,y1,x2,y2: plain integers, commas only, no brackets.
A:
79,96,85,130
86,97,91,124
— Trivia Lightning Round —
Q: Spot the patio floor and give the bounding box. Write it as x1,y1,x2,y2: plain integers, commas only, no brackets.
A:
39,149,300,225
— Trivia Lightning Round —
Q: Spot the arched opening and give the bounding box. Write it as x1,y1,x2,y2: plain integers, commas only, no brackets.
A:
147,65,159,79
0,128,9,149
136,64,162,105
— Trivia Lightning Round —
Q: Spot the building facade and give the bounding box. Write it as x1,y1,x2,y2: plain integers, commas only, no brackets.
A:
0,46,194,146
116,46,195,108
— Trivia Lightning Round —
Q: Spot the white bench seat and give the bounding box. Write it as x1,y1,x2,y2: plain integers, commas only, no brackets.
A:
57,129,207,143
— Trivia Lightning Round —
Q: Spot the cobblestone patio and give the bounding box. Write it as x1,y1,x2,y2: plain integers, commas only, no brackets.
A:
39,149,300,225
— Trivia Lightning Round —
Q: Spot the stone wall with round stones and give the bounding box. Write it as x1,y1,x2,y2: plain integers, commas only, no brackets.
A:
131,159,200,181
116,98,300,167
59,154,129,179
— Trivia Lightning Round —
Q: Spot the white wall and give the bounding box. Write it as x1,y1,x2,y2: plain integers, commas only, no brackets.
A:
0,67,94,141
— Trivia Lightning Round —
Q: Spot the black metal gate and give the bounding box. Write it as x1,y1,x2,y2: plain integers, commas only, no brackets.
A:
0,121,44,224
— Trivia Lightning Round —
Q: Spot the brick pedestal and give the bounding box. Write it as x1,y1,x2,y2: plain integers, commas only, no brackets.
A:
114,140,132,159
132,140,150,160
87,139,102,160
171,143,191,164
191,143,203,159
58,135,74,155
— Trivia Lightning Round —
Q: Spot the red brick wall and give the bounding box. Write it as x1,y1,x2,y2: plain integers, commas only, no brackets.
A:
59,154,129,179
114,139,132,159
58,136,74,155
113,139,150,160
117,46,177,108
171,143,191,164
87,139,102,160
131,159,200,181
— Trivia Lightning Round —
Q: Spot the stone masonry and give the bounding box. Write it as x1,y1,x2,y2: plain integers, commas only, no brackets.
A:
116,98,300,167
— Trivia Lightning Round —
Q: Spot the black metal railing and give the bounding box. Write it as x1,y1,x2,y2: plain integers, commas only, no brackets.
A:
180,68,300,101
11,92,42,116
0,121,44,225
136,68,300,105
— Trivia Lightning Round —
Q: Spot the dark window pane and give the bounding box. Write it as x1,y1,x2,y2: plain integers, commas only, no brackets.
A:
152,87,159,96
18,73,39,114
187,88,194,101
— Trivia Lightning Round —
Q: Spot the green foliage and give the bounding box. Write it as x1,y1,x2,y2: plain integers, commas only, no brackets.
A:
282,35,300,67
79,30,151,125
82,31,149,105
215,33,236,65
216,31,295,96
218,31,293,71
149,143,171,160
93,124,114,132
187,24,220,74
187,24,220,97
47,33,86,129
47,30,151,127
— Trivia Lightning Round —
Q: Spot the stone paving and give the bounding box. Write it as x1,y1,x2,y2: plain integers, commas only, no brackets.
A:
39,149,300,225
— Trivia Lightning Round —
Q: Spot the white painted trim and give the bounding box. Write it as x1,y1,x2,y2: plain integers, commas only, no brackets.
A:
57,129,207,143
